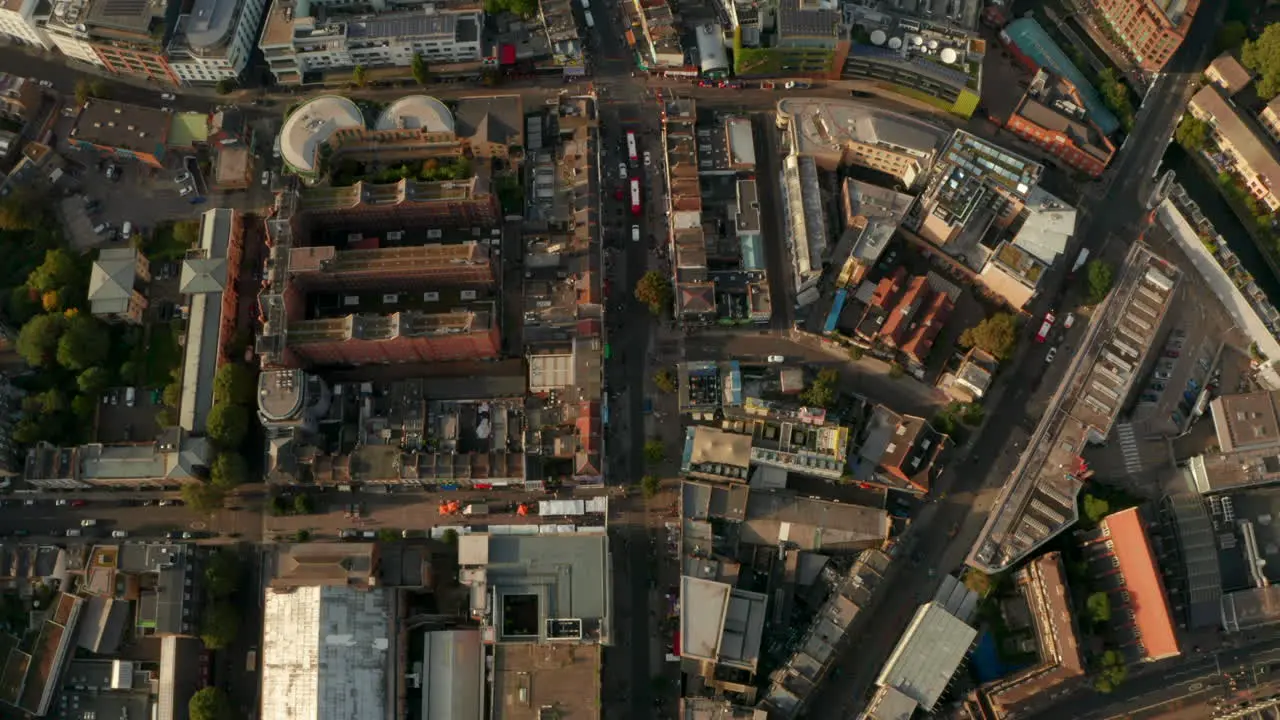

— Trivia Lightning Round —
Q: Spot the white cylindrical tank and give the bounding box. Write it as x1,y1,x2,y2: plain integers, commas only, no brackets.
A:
870,29,887,45
928,39,939,50
910,35,923,46
940,47,958,64
888,37,903,49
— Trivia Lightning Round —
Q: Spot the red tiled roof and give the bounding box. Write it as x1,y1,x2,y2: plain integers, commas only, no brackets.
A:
881,276,929,345
1104,508,1180,661
576,401,600,453
870,267,907,308
900,291,954,362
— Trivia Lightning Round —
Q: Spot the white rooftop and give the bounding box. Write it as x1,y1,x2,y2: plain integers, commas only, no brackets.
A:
374,95,455,133
280,95,365,174
261,585,391,720
1014,186,1077,265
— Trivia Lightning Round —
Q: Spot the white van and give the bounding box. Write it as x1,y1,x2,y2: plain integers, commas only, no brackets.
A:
631,225,641,243
580,0,589,8
121,221,132,241
80,519,97,527
125,387,136,407
584,10,594,27
65,529,82,537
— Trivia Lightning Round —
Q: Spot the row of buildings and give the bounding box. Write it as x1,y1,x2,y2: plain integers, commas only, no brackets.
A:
1187,53,1280,215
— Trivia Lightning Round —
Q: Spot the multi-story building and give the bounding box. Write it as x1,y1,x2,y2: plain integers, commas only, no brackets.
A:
850,404,948,494
1005,69,1116,178
853,268,957,365
774,98,945,184
734,0,849,79
0,73,43,126
87,247,151,324
842,0,984,117
537,0,585,75
66,99,172,168
257,369,331,435
0,0,48,48
1259,96,1280,145
285,306,500,367
43,0,183,84
1093,0,1198,73
288,242,495,292
1188,85,1280,212
166,0,268,85
258,0,484,85
1205,52,1252,97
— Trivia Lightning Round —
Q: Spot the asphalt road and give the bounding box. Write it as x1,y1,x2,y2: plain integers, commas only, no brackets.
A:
0,493,264,541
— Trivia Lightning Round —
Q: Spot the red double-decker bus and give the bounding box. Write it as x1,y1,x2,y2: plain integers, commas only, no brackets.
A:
630,178,641,215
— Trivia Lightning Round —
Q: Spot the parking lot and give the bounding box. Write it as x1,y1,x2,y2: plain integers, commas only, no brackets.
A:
96,385,165,444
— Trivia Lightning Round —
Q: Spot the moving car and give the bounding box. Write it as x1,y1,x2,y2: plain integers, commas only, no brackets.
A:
81,519,97,527
37,79,53,88
111,530,128,538
1045,347,1058,364
160,92,175,101
175,172,191,185
1063,313,1075,329
105,164,118,180
768,355,785,363
631,225,640,242
121,221,132,241
643,151,652,167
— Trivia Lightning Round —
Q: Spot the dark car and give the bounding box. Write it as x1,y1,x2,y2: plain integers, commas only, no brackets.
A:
166,531,182,539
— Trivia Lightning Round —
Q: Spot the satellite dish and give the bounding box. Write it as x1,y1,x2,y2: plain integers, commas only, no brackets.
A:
910,35,923,46
928,39,939,50
870,29,886,45
888,37,903,50
940,47,958,64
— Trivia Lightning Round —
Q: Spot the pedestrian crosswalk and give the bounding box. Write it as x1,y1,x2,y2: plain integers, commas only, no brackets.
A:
1116,422,1144,475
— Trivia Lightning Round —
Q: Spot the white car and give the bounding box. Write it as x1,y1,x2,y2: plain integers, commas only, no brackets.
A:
37,79,53,88
643,151,652,167
631,225,640,242
174,172,191,185
261,170,270,187
1045,347,1058,364
81,519,97,527
1063,313,1075,329
111,530,129,539
179,185,193,197
768,355,785,363
618,163,627,178
55,499,67,506
160,92,175,101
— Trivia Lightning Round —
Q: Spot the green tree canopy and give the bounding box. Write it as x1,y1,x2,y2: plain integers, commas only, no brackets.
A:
352,65,368,87
1086,259,1115,305
27,249,80,294
71,394,95,420
799,368,841,409
634,271,673,315
189,687,233,720
16,313,66,366
25,389,66,416
77,367,112,395
199,602,240,650
204,549,241,599
214,79,235,95
1094,649,1128,692
210,452,247,489
653,368,677,393
213,363,255,405
181,482,227,513
959,313,1017,360
163,381,183,408
206,404,249,448
484,0,537,16
411,52,430,84
1243,25,1280,99
644,440,666,464
1174,115,1208,152
1086,591,1112,623
57,315,109,371
7,286,40,325
173,220,201,248
1083,493,1111,524
294,494,315,515
641,475,661,498
0,188,46,231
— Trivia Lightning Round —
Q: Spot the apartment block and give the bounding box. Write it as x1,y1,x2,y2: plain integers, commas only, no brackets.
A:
259,0,483,85
87,248,151,324
1205,52,1252,97
166,0,268,84
1093,0,1198,73
1005,69,1115,178
287,242,495,292
1188,85,1280,212
67,99,173,168
285,306,500,366
0,0,49,48
0,73,43,125
43,0,184,84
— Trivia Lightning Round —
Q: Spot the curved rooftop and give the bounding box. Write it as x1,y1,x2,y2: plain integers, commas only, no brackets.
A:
375,95,454,133
280,95,365,174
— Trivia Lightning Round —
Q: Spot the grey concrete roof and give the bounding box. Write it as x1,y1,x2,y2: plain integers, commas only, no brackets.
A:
422,629,484,720
742,492,890,551
876,602,977,709
88,248,140,316
483,534,609,624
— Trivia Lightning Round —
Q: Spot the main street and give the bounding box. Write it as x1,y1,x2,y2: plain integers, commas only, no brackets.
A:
804,0,1225,714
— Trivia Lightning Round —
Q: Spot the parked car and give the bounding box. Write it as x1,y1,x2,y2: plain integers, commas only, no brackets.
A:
179,185,193,197
1149,382,1165,391
1045,347,1058,364
339,529,359,539
643,151,652,167
768,355,785,363
93,222,109,235
1063,313,1075,329
1140,393,1159,403
111,530,128,538
105,164,118,180
1164,350,1180,358
175,172,191,185
121,221,132,241
80,519,97,527
160,92,175,101
261,170,270,187
1155,370,1173,380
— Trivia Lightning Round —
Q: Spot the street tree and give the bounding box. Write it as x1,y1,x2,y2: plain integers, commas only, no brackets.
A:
189,688,233,720
203,549,241,599
959,313,1017,360
634,271,673,315
1083,494,1110,524
1086,591,1111,624
210,452,247,489
352,65,368,87
71,394,95,420
181,482,226,514
1174,116,1208,152
1086,259,1115,305
1243,24,1280,99
653,369,677,393
411,52,430,85
213,363,255,405
16,313,66,366
644,440,666,464
206,403,249,448
641,475,661,498
199,602,239,650
57,315,109,371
